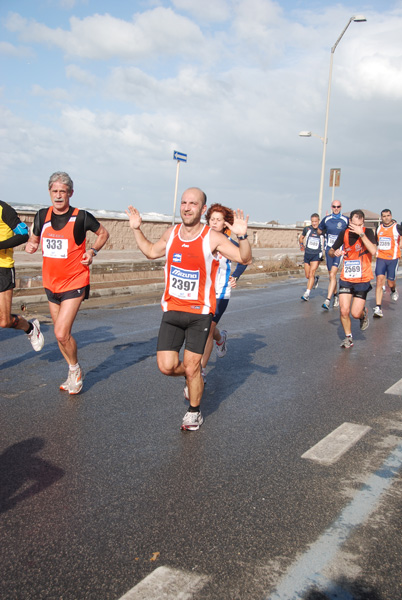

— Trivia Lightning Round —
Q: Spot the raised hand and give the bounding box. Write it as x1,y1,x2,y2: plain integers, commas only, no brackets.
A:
227,209,249,237
126,206,142,230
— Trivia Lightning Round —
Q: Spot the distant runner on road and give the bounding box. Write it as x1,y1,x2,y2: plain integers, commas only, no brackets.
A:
329,209,376,348
318,200,349,310
299,213,324,302
373,208,402,318
126,187,252,431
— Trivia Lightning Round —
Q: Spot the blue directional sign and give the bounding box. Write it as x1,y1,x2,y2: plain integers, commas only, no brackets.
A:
173,150,187,162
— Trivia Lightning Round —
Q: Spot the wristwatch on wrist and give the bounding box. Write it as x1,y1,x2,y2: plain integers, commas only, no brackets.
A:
237,234,248,240
359,233,365,238
90,247,98,256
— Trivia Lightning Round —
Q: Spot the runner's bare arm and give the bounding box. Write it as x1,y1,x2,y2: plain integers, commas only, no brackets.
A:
126,206,170,259
81,224,110,265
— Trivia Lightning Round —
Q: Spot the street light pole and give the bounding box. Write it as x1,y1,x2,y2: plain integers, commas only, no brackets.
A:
317,15,366,218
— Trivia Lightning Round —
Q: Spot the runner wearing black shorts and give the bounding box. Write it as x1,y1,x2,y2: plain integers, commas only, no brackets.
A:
0,200,44,351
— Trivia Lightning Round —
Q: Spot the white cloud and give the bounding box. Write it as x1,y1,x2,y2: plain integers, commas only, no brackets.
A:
336,17,402,100
59,0,77,8
5,8,206,61
31,84,71,101
0,40,32,58
66,64,98,87
171,0,231,22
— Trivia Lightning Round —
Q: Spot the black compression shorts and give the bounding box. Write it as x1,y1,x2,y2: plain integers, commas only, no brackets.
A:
157,311,213,355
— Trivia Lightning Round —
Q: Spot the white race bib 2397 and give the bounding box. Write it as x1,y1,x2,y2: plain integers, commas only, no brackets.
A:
169,266,199,300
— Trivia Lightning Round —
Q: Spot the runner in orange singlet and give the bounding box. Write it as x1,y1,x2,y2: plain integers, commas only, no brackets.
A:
329,209,377,348
373,208,402,318
25,172,109,394
126,188,251,431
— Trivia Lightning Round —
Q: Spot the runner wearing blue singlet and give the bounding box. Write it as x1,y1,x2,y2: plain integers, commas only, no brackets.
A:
299,213,324,301
200,203,247,379
318,200,349,310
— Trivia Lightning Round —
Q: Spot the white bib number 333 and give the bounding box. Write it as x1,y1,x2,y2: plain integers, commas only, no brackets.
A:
43,237,68,259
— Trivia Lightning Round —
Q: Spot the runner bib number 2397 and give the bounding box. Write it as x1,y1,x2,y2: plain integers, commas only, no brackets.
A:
169,266,200,300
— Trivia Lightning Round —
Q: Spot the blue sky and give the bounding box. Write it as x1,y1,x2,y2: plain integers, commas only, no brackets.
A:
1,0,402,223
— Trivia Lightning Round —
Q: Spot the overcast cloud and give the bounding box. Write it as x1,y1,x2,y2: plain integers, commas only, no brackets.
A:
1,0,402,224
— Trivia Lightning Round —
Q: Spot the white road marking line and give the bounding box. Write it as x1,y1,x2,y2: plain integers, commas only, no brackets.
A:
301,422,371,465
384,377,402,395
266,441,402,599
118,566,210,600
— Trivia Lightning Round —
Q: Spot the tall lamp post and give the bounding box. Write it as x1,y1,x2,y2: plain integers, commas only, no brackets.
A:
303,15,366,217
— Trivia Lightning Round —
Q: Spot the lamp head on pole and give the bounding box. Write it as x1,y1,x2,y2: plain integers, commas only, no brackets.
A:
299,131,312,137
352,15,367,22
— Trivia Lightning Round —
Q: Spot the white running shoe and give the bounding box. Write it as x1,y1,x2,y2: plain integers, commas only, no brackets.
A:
373,306,383,318
27,319,44,352
359,307,369,331
181,410,204,431
68,366,84,395
391,290,399,302
216,330,227,358
340,336,353,349
333,295,339,308
313,275,320,289
60,371,73,391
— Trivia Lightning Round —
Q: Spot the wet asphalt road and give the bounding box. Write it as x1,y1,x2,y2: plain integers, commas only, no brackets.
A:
1,277,402,600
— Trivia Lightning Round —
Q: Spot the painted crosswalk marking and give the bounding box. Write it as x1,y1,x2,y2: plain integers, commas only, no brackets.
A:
266,441,402,599
384,377,402,395
301,422,371,465
118,566,210,600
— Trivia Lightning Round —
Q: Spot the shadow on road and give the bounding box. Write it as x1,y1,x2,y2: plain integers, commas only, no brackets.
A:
304,577,384,599
83,338,158,392
0,437,64,514
201,331,275,417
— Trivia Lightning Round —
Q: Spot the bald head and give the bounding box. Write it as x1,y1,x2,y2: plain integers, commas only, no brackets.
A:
182,187,207,206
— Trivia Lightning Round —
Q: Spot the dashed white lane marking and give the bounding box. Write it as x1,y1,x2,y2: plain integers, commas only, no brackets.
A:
384,378,402,395
301,422,371,465
118,566,210,600
266,441,402,599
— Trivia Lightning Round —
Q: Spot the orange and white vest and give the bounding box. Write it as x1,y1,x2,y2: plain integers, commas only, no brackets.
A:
161,224,219,314
341,228,373,283
41,207,90,293
376,222,401,260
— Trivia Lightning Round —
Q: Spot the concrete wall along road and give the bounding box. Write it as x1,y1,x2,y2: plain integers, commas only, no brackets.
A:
12,211,304,310
15,212,302,251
